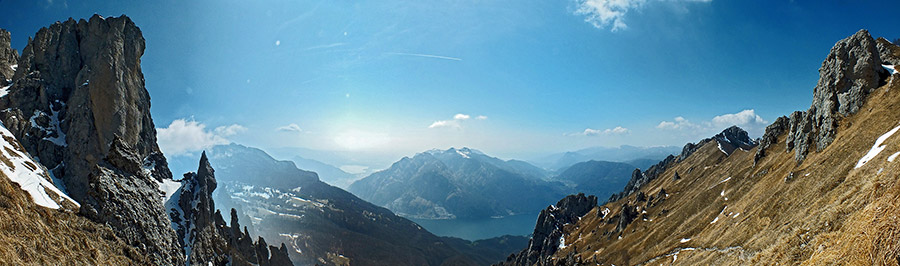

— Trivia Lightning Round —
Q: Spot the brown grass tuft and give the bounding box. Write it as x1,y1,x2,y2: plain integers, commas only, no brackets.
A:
0,170,148,265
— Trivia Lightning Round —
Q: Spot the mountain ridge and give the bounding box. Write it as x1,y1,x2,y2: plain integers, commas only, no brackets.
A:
499,29,900,266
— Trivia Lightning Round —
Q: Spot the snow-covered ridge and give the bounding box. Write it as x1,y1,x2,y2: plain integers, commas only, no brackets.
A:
0,123,79,209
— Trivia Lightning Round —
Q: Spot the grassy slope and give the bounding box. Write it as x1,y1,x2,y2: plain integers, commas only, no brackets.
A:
0,137,147,265
550,77,900,265
0,172,147,265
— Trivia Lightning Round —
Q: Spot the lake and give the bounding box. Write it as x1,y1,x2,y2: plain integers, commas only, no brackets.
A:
410,213,538,241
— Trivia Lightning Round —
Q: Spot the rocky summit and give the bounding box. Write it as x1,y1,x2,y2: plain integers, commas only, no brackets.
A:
0,15,293,266
0,15,181,265
774,30,894,163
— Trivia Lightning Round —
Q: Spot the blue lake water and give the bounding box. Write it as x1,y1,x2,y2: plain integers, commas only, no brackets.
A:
410,213,538,241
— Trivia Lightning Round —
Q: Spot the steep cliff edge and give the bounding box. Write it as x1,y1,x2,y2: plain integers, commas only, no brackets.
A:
0,15,181,264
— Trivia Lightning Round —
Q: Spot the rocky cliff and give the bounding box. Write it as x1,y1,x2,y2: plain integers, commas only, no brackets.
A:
499,193,597,266
756,29,895,164
0,29,17,86
174,152,292,266
0,15,182,265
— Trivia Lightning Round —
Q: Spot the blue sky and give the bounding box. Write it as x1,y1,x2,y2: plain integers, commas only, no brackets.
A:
2,0,899,162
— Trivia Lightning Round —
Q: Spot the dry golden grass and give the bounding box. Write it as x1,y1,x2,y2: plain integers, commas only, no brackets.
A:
0,170,148,265
552,78,900,266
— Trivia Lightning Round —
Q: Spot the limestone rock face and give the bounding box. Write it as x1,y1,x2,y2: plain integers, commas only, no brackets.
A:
0,29,17,86
877,37,900,65
756,30,898,164
807,29,882,154
501,193,597,266
754,116,789,164
0,15,181,265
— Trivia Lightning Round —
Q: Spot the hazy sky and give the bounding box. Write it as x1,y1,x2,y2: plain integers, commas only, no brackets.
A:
2,0,899,161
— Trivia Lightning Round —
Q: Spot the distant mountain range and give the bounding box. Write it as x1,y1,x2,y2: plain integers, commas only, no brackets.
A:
531,145,681,171
552,160,635,201
287,155,360,189
180,144,526,265
349,148,568,219
348,147,657,221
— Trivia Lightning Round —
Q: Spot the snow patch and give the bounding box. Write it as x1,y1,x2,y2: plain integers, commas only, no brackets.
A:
884,64,898,75
717,176,732,184
856,124,900,169
9,64,16,71
0,85,9,98
680,238,691,243
456,149,470,159
888,152,900,162
558,236,567,249
717,142,728,155
710,216,719,224
0,124,78,209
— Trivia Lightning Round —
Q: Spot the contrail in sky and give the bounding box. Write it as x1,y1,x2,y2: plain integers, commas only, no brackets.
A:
386,52,463,61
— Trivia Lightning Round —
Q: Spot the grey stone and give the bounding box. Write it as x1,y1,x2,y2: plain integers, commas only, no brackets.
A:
754,116,789,164
0,29,17,86
501,193,597,266
0,15,182,265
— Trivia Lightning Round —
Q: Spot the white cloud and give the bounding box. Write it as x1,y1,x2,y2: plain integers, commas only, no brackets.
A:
428,113,486,129
579,126,630,136
429,120,459,129
656,116,698,130
657,109,769,138
157,119,242,157
711,109,767,129
574,0,712,32
214,124,247,136
277,123,303,133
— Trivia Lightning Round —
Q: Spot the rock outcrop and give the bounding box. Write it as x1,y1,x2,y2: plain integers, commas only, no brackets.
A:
176,152,292,266
0,15,182,265
500,193,597,266
877,37,900,65
756,30,898,164
754,116,789,164
0,29,16,86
